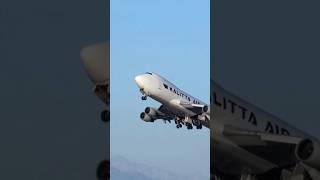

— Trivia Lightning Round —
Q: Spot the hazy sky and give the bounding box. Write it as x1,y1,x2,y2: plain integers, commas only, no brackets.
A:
110,0,210,178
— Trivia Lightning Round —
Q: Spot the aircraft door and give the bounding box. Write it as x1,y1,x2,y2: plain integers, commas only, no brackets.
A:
159,83,162,90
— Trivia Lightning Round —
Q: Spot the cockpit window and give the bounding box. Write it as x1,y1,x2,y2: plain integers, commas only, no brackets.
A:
146,72,152,75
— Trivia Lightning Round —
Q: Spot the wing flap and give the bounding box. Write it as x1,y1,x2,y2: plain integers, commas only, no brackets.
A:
179,101,207,114
224,126,302,145
223,126,300,166
157,105,175,120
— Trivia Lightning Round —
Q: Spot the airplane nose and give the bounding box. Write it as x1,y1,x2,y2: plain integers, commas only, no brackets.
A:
135,75,144,89
80,42,109,84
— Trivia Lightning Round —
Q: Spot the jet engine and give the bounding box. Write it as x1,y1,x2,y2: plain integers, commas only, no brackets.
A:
144,107,158,117
140,112,154,122
203,105,209,113
295,139,320,170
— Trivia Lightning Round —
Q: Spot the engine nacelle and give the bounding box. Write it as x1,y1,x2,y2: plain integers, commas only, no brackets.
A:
140,112,154,122
295,139,320,170
144,107,158,117
203,105,209,113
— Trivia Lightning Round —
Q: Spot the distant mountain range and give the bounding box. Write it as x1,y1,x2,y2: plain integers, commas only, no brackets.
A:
110,156,208,180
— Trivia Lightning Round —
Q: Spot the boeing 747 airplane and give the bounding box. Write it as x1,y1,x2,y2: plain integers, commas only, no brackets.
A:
135,73,320,180
135,72,209,129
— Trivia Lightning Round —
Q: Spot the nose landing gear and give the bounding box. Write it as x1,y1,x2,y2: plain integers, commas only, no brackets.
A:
139,88,147,100
196,124,203,129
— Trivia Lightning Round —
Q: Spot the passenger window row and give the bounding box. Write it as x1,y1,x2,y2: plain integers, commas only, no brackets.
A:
163,83,192,102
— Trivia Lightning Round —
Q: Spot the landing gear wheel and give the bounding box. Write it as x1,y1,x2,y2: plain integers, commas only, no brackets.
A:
96,159,109,180
187,124,193,129
176,125,179,129
100,110,109,123
179,124,182,128
141,96,147,100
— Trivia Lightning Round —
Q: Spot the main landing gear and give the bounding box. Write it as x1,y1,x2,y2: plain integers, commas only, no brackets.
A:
196,124,203,129
192,119,203,129
100,109,109,123
175,117,203,130
96,159,109,180
186,123,193,129
174,118,183,129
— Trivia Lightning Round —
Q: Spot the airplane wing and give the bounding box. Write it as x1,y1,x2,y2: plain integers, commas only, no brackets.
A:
140,105,175,123
223,126,302,145
222,126,320,179
222,126,301,167
158,105,175,119
211,126,320,179
179,101,208,115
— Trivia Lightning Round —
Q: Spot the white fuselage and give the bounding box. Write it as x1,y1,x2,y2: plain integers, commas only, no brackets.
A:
135,72,207,118
212,82,311,137
211,81,319,175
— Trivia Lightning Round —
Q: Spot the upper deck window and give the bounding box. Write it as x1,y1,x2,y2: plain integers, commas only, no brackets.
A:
163,83,168,89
